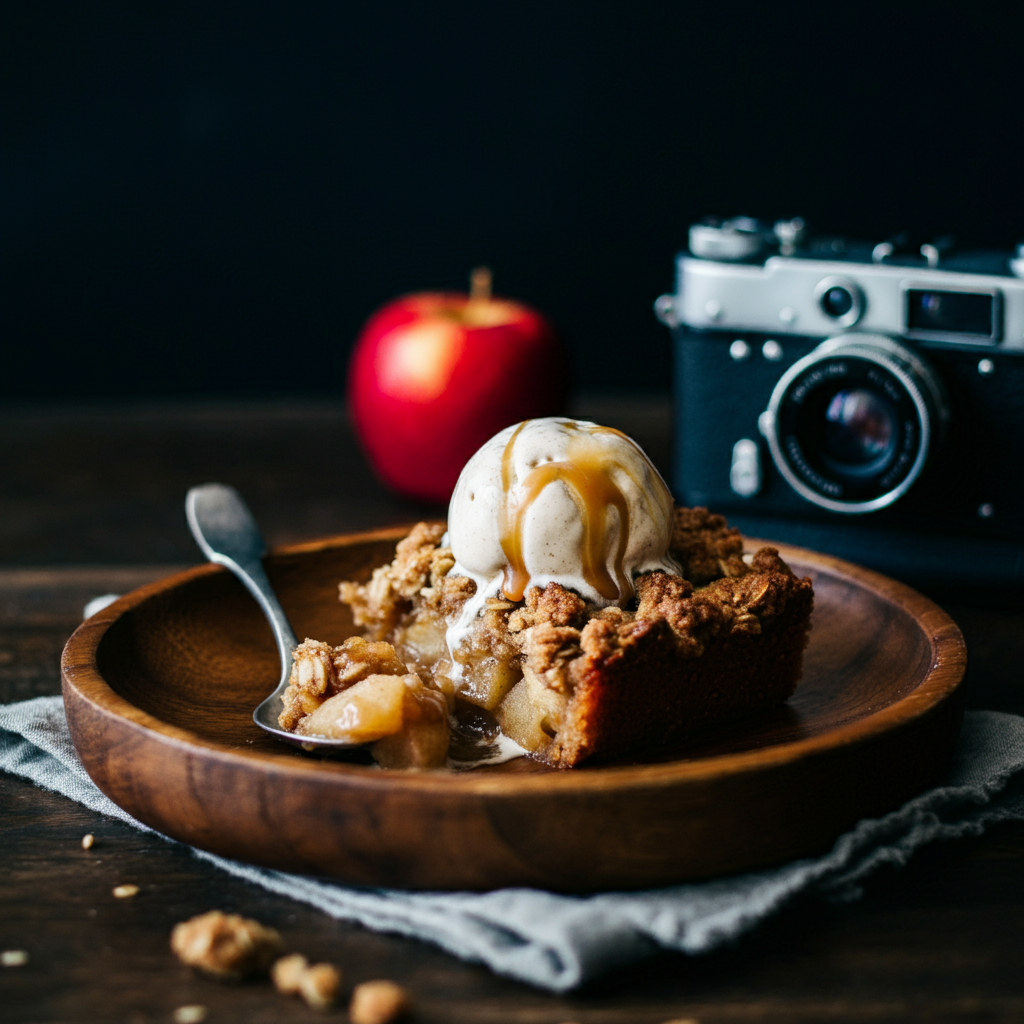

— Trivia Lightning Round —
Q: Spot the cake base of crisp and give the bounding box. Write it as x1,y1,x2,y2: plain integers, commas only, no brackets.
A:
547,580,811,766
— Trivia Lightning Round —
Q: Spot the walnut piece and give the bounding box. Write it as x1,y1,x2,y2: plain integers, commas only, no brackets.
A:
170,911,282,980
350,980,411,1024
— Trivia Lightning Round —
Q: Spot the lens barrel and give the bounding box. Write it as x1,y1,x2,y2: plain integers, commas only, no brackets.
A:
763,335,948,514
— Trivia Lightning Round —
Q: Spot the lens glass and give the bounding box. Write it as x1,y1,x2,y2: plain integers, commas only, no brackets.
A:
821,286,854,319
774,353,926,506
821,388,896,470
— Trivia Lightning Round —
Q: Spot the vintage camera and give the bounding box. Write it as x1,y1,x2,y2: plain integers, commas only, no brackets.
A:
656,216,1024,592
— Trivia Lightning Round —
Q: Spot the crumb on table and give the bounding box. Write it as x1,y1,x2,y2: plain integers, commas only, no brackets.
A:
172,1006,207,1024
350,980,411,1024
272,953,341,1007
170,910,282,980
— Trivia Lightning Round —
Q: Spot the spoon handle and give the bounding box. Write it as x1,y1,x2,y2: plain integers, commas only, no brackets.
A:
185,483,297,687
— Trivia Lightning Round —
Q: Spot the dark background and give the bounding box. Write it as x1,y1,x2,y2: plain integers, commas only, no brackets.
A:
3,3,1023,400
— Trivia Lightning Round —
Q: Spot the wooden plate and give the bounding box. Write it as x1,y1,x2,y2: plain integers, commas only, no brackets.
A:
61,529,967,892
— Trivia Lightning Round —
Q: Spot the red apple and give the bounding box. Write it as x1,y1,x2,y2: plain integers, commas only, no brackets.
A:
348,269,568,503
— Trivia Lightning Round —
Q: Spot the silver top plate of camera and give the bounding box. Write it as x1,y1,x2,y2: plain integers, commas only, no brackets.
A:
657,217,1024,350
666,254,1023,350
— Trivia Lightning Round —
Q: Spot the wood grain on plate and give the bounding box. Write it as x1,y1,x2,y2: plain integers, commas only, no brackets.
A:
61,528,966,892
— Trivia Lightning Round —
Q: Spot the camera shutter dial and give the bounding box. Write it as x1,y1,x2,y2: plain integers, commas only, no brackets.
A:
762,335,948,514
814,276,864,328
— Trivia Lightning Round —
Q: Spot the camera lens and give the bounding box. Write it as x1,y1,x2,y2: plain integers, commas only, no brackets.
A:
814,276,863,327
762,335,948,513
822,388,896,470
821,286,854,319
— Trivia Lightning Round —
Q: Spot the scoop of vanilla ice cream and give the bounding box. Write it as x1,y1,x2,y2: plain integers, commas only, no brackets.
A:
447,417,679,608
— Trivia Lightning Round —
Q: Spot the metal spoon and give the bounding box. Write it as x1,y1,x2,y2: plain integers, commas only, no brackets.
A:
185,483,357,751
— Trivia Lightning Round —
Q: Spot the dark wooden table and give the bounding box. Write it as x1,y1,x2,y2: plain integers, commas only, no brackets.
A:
2,399,1023,1024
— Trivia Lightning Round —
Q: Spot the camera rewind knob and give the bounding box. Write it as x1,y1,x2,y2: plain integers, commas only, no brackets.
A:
689,218,765,261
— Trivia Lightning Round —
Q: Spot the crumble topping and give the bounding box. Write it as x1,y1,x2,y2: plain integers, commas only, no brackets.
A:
507,582,588,631
670,506,748,585
339,522,454,640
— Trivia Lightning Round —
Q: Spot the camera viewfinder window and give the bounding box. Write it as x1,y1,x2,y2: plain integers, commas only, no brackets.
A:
906,289,996,339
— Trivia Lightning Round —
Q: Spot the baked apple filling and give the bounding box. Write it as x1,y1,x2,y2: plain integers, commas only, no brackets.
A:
279,636,449,769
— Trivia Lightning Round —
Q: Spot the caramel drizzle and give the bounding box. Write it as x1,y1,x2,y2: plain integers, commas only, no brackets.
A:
498,421,657,603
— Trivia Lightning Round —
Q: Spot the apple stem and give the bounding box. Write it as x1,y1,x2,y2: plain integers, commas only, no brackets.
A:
469,266,492,304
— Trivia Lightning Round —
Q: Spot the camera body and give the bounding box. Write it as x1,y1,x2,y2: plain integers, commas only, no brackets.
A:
657,218,1024,591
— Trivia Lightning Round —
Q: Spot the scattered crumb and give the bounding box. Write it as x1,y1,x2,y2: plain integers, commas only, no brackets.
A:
113,884,140,898
1,950,29,967
350,980,411,1024
271,953,308,995
81,833,95,850
272,954,341,1008
300,962,342,1009
172,1007,208,1024
170,910,282,980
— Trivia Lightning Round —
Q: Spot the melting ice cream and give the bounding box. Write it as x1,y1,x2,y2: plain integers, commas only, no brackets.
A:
445,418,680,666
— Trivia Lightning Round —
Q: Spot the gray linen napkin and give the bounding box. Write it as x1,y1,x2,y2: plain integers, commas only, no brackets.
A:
3,695,1024,992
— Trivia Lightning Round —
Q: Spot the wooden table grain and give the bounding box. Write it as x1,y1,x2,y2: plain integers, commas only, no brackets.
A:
2,398,1023,1024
